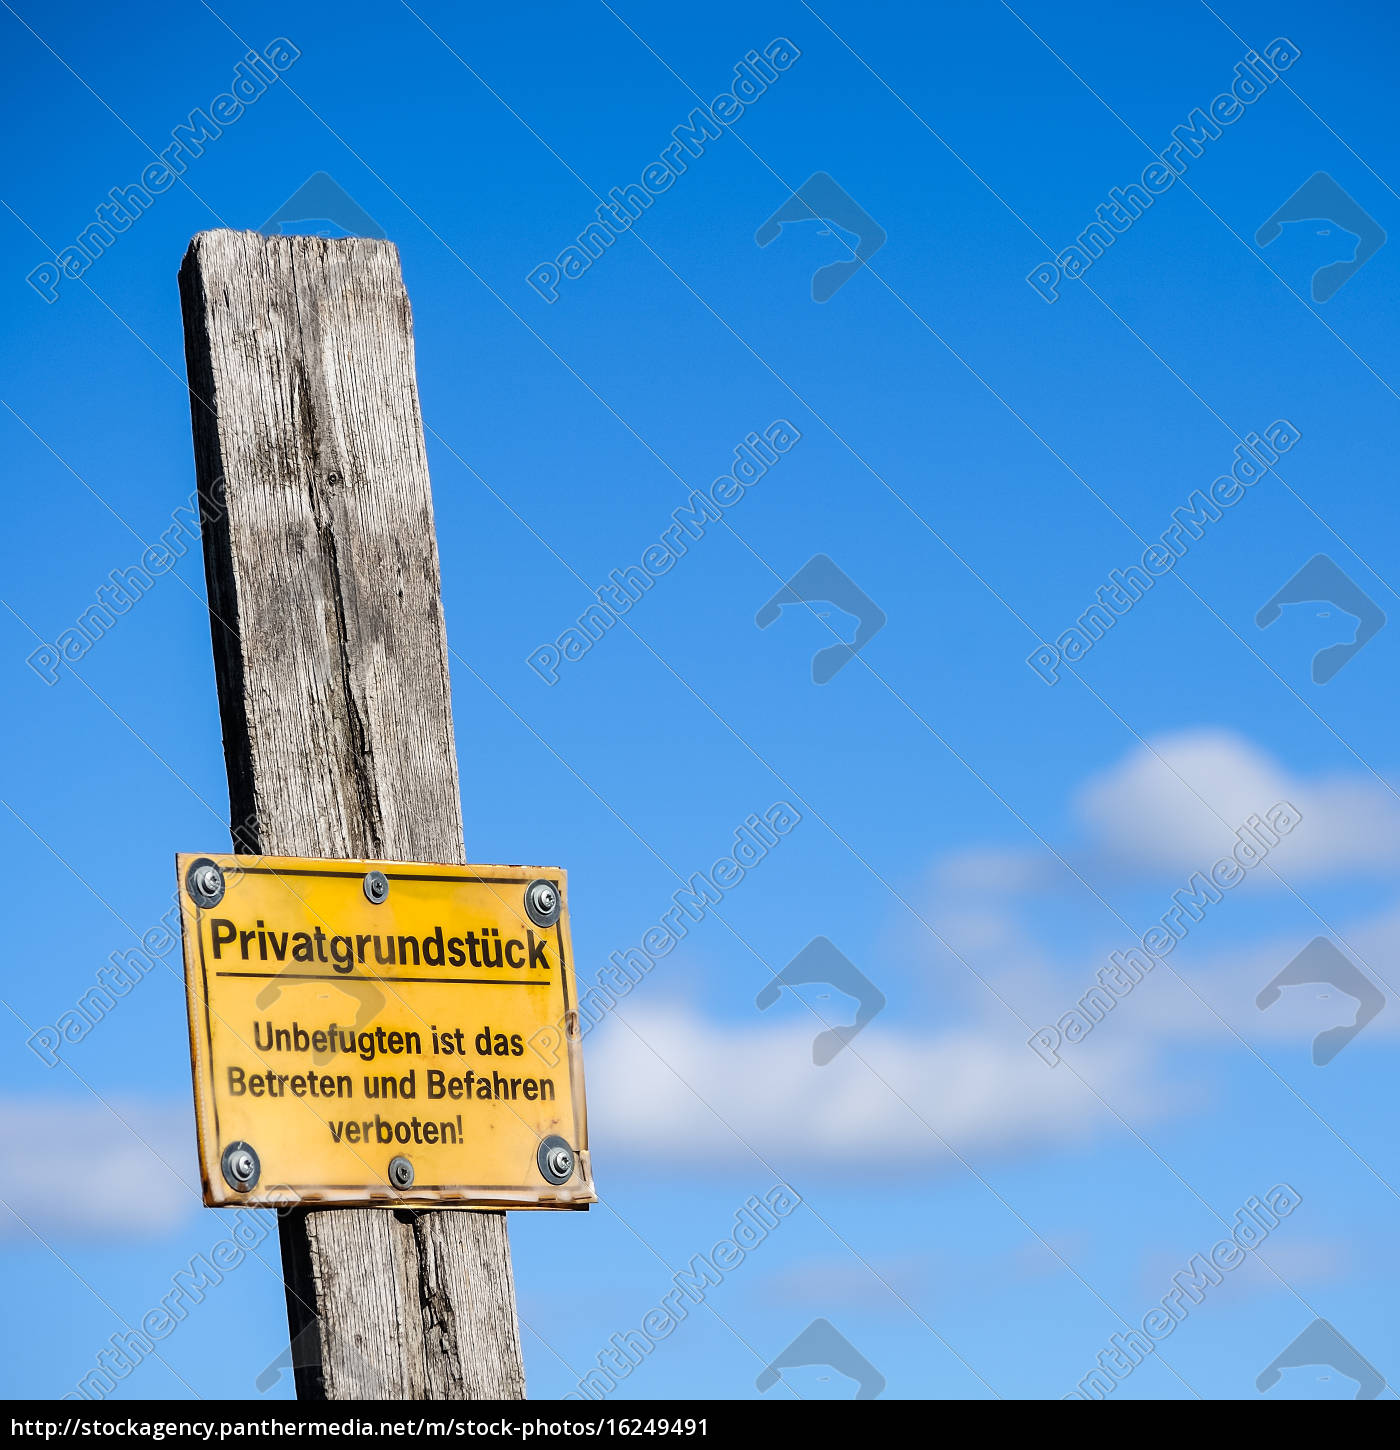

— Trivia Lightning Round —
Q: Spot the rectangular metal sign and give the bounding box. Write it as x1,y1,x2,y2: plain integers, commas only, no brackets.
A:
177,853,593,1209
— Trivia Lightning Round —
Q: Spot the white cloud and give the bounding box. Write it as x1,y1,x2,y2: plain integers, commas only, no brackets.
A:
910,729,1400,1063
0,1098,197,1240
1061,901,1400,1051
931,848,1062,896
926,730,1400,896
1076,728,1400,882
758,1253,932,1308
589,1005,1175,1170
1139,1236,1351,1303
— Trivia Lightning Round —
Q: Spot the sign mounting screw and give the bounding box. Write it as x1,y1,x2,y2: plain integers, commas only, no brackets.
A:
363,870,389,905
388,1155,414,1190
537,1135,575,1184
524,879,560,928
221,1140,260,1192
186,858,225,908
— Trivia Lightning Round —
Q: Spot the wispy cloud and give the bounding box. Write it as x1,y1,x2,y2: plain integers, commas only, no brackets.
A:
0,1098,196,1240
933,729,1400,891
588,1006,1176,1169
1078,729,1400,882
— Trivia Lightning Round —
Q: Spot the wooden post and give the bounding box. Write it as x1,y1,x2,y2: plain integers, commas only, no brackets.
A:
177,230,527,1400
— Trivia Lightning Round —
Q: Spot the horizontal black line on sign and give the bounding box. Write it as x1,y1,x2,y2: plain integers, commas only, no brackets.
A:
216,867,537,885
261,1184,559,1191
213,971,551,986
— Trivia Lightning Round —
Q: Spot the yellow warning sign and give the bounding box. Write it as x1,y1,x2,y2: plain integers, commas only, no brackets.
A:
177,853,593,1209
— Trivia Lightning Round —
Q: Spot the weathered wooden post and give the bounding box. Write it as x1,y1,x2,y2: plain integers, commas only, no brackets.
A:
178,230,527,1399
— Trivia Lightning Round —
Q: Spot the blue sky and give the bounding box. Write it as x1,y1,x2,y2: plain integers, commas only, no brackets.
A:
2,0,1399,1403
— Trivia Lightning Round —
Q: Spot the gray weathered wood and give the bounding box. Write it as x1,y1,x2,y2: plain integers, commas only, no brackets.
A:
178,229,526,1400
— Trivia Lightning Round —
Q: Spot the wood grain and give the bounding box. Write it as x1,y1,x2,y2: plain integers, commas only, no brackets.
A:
179,229,526,1400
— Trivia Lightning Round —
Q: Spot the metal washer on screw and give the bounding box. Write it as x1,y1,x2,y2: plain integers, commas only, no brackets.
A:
524,879,560,929
363,870,389,905
388,1155,414,1190
187,857,225,908
536,1134,575,1185
221,1140,260,1192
